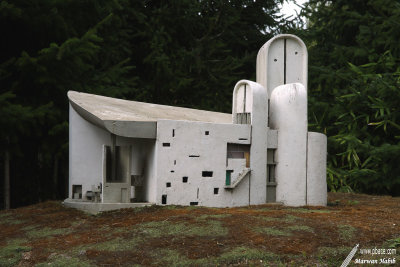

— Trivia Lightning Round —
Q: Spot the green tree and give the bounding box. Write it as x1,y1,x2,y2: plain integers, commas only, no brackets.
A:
299,0,400,195
0,0,136,208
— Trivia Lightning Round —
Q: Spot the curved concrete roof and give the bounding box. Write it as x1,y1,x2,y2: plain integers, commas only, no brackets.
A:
68,91,232,138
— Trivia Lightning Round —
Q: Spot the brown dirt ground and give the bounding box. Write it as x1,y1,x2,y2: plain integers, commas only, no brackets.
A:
1,192,399,266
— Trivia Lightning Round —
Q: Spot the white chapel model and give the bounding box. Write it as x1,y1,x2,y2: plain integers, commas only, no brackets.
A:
64,34,327,213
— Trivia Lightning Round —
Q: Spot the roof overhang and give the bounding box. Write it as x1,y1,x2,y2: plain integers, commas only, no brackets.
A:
68,91,232,138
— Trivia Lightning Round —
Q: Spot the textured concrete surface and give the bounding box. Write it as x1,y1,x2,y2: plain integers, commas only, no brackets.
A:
270,83,308,206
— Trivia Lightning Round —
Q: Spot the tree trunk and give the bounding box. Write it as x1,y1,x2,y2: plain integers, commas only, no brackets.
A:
4,150,10,209
53,156,58,199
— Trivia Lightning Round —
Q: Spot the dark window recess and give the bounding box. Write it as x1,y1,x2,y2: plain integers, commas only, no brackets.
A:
190,202,198,206
214,188,219,195
170,170,175,173
205,131,209,135
174,160,176,165
105,146,112,181
182,176,188,183
166,182,171,188
172,129,175,137
189,155,200,158
162,195,167,204
238,138,248,140
202,171,213,177
162,143,170,147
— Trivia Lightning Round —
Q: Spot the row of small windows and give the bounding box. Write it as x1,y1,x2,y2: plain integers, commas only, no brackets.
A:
171,129,210,138
165,182,219,194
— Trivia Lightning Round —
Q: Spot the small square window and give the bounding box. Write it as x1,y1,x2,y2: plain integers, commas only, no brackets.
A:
205,131,209,135
182,176,188,183
214,188,219,195
166,182,171,188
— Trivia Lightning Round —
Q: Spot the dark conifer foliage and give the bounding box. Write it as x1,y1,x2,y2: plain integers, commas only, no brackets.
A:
0,0,286,208
298,0,400,195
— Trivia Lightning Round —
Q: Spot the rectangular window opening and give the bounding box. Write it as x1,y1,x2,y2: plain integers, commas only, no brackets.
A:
227,143,250,167
189,155,200,158
162,143,170,147
190,202,198,206
174,160,176,165
104,144,130,183
170,170,175,173
182,176,188,183
214,188,219,195
205,131,209,135
172,129,175,137
72,185,82,199
166,182,171,188
162,195,167,204
202,171,213,177
226,170,233,186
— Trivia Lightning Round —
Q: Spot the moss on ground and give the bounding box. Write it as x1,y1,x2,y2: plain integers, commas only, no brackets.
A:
87,236,142,252
34,253,93,267
26,227,70,239
136,220,227,238
338,224,356,241
0,239,31,267
287,225,314,233
151,247,281,266
255,226,292,236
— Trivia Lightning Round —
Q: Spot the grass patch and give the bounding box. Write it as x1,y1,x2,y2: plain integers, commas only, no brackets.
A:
196,214,232,220
217,246,280,265
151,247,281,266
255,227,292,236
0,239,31,267
287,225,314,233
35,253,93,267
384,237,400,248
151,249,209,266
283,214,301,223
317,246,352,266
338,225,356,241
256,214,300,223
26,227,70,239
88,236,142,252
136,220,227,238
0,213,25,225
0,212,13,219
347,200,360,205
285,208,332,214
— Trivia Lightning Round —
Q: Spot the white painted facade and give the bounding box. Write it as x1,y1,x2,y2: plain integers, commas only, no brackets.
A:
64,34,327,212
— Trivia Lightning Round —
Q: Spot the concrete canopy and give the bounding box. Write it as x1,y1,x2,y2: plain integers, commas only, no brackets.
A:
68,91,232,138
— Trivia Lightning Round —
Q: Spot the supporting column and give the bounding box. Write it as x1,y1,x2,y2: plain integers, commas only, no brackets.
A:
307,132,327,206
270,83,307,206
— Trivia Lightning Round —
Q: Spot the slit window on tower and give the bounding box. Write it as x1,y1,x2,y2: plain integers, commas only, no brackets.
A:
162,195,167,204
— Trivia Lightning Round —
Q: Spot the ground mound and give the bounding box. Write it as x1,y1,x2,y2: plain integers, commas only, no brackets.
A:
1,192,399,266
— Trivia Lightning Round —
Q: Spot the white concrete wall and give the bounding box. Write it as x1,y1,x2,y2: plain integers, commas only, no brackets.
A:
156,120,252,207
256,34,308,99
307,132,327,206
233,80,269,204
270,83,308,206
69,104,110,199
